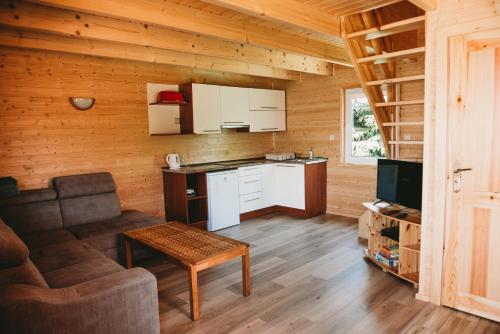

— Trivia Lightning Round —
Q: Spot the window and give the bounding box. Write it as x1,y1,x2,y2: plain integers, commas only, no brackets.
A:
344,88,385,165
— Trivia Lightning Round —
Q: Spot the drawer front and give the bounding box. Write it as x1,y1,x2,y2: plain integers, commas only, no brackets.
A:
240,192,264,213
238,165,263,177
239,174,262,195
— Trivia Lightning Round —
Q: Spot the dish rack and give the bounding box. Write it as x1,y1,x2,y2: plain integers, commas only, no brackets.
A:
265,152,295,161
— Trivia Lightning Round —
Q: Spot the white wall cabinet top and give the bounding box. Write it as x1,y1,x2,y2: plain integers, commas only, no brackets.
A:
220,86,250,127
192,83,221,134
249,88,286,111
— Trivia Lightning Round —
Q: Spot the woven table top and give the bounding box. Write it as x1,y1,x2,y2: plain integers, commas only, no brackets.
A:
124,222,249,265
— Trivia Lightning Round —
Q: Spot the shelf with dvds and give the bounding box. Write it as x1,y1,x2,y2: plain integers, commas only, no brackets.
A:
363,202,421,288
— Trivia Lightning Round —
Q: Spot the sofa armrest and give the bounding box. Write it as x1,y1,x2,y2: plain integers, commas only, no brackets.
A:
0,268,159,334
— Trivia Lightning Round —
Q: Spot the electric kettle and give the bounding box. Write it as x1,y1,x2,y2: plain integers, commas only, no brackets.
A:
166,153,181,169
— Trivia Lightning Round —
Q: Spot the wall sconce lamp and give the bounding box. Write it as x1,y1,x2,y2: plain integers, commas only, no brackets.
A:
69,97,95,111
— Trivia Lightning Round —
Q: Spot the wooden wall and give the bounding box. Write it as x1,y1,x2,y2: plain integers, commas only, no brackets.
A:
276,58,425,218
275,68,375,218
0,47,283,216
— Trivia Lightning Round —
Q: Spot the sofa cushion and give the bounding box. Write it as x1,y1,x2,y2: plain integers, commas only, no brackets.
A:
53,172,117,199
0,219,29,268
21,229,76,250
43,257,124,288
0,189,63,234
29,239,104,274
67,210,162,251
0,259,48,288
59,193,121,227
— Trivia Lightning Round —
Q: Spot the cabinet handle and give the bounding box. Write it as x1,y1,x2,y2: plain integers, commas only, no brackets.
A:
276,165,296,168
245,198,260,202
240,167,259,171
260,127,278,131
261,106,278,109
202,129,219,133
244,180,259,184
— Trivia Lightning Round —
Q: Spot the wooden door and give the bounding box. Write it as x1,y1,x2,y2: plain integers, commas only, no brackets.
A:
442,33,500,322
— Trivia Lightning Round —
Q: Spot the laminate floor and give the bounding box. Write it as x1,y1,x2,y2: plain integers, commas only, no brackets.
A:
142,213,500,334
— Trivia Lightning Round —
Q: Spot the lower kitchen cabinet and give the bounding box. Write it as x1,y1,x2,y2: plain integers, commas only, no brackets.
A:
274,164,305,210
238,161,326,220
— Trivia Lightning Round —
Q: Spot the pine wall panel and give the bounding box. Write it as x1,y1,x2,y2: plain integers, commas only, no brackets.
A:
0,47,281,216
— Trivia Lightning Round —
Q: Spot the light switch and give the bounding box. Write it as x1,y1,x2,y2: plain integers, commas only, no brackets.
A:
404,134,412,140
329,134,336,141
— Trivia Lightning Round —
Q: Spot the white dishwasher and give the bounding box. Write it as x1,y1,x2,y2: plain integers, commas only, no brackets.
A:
207,170,240,231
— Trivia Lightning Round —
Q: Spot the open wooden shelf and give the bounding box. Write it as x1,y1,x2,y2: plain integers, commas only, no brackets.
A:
363,202,421,288
401,244,421,252
149,101,187,105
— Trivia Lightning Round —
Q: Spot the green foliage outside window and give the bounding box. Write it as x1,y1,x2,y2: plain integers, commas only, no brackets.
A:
351,98,385,158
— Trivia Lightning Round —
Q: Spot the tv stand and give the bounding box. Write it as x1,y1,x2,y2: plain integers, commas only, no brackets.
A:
373,199,391,206
362,202,421,288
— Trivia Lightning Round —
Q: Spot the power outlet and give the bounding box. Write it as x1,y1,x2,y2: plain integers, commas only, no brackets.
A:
404,134,412,141
329,134,336,141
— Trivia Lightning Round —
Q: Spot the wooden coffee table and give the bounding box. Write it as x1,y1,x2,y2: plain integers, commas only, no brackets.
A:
123,222,251,320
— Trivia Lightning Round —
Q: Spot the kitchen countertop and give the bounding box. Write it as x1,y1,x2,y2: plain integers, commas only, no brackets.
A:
161,157,328,174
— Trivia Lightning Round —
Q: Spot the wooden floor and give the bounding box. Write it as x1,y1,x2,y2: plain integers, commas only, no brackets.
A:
142,214,500,333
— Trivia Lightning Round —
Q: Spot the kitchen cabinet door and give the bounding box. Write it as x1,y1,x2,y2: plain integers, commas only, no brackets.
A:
192,84,221,134
220,86,250,126
249,109,286,132
249,88,286,111
274,164,305,209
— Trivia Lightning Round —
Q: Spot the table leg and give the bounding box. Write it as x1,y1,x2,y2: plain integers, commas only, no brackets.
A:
188,266,199,321
124,238,133,269
242,246,251,297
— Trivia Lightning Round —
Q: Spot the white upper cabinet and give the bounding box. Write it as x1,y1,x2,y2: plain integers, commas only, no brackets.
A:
249,88,286,132
249,110,286,132
249,88,286,111
220,86,250,126
192,83,221,134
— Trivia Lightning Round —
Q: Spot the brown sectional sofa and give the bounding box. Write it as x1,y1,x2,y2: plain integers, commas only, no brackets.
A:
0,172,162,334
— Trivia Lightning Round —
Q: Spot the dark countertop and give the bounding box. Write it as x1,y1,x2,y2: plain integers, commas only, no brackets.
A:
162,157,328,174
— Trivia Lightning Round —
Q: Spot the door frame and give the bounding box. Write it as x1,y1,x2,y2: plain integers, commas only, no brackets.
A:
419,16,500,305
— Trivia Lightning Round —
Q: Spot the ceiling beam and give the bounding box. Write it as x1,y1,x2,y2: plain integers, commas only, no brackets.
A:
0,29,301,80
200,0,341,37
408,0,436,11
27,0,350,65
0,2,334,76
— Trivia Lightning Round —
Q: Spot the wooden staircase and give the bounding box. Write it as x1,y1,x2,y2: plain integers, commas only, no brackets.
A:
342,4,425,160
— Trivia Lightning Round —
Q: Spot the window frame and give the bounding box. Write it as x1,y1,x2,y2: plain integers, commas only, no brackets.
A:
344,88,384,166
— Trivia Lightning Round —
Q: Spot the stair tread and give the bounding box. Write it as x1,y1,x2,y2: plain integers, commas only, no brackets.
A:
347,15,425,41
376,100,424,107
358,47,426,65
367,74,425,86
383,121,424,126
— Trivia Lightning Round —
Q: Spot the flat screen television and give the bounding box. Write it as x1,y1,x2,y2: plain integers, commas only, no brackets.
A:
376,159,423,210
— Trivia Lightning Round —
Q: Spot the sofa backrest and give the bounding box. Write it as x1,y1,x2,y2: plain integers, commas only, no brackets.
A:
52,172,122,227
0,189,63,234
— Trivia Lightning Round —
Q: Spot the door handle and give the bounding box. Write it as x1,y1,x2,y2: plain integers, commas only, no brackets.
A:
453,168,472,173
453,168,472,193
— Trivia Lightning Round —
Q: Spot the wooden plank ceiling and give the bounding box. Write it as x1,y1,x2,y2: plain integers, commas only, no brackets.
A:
0,0,432,80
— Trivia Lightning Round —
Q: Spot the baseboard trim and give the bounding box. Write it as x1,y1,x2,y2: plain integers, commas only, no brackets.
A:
240,205,310,221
